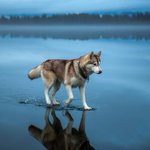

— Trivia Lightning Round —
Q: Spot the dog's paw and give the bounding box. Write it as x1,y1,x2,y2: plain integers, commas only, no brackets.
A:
46,99,51,105
65,99,71,106
46,104,51,108
83,106,92,110
53,101,60,105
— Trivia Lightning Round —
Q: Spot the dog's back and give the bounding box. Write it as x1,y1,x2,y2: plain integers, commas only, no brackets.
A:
28,59,69,82
43,59,68,82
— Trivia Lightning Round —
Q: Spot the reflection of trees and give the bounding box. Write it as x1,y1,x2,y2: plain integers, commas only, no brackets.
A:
28,108,95,150
0,13,150,25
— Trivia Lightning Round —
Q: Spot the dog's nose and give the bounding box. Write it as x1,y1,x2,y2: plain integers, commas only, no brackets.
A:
98,70,102,74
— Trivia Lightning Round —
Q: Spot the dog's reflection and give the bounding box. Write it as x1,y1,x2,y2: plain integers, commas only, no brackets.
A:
28,108,95,150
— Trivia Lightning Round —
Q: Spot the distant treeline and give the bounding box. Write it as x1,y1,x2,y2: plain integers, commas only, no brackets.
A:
0,13,150,25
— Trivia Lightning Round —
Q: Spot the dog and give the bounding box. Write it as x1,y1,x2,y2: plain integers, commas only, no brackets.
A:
28,108,95,150
28,51,102,110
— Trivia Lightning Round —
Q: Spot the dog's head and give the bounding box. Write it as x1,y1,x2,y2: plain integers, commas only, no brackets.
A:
80,51,102,75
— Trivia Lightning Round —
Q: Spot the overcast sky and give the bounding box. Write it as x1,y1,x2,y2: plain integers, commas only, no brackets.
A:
0,0,150,15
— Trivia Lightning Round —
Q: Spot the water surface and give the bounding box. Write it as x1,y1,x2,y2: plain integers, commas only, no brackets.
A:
0,26,150,150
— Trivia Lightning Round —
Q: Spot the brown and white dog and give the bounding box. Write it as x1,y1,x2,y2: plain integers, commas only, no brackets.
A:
28,52,102,110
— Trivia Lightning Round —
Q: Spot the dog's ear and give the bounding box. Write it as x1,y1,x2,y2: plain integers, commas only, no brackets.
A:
97,51,101,57
90,51,94,58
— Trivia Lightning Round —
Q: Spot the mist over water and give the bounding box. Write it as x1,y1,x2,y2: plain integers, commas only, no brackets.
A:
0,25,150,150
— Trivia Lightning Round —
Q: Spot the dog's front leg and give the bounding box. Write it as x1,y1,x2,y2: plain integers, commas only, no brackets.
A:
79,85,92,110
65,85,74,105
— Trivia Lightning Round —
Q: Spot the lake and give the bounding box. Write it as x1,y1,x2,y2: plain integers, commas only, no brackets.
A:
0,25,150,150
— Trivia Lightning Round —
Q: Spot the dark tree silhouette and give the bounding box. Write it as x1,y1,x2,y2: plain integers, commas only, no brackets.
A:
0,12,150,25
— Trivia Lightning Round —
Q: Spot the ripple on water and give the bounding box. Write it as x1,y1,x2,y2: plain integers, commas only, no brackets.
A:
18,98,96,111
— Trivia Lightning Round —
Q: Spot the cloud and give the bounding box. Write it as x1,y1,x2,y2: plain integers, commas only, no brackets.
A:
0,0,149,15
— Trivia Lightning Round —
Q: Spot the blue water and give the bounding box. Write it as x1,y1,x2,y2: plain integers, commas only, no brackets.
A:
0,26,150,150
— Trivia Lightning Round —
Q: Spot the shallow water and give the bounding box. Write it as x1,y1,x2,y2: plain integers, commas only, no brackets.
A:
0,26,150,150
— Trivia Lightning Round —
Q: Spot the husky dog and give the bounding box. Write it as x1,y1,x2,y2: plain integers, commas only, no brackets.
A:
28,51,102,110
28,108,95,150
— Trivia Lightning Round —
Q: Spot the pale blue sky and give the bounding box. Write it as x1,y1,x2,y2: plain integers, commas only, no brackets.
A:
0,0,149,15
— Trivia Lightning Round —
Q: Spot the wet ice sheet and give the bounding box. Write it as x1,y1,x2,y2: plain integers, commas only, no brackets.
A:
0,33,150,149
18,98,96,111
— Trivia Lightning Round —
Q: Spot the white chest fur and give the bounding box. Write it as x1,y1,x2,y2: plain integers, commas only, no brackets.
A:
70,77,83,87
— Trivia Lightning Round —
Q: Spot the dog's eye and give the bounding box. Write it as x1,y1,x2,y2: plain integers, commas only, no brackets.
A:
93,63,97,66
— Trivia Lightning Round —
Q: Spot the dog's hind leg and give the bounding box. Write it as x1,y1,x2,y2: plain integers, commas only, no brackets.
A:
44,85,52,105
51,81,61,105
41,71,56,106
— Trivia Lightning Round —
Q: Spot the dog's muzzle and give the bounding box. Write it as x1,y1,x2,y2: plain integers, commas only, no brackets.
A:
97,70,102,74
92,66,102,74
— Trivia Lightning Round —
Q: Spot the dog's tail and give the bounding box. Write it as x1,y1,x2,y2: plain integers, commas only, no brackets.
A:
28,65,42,80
